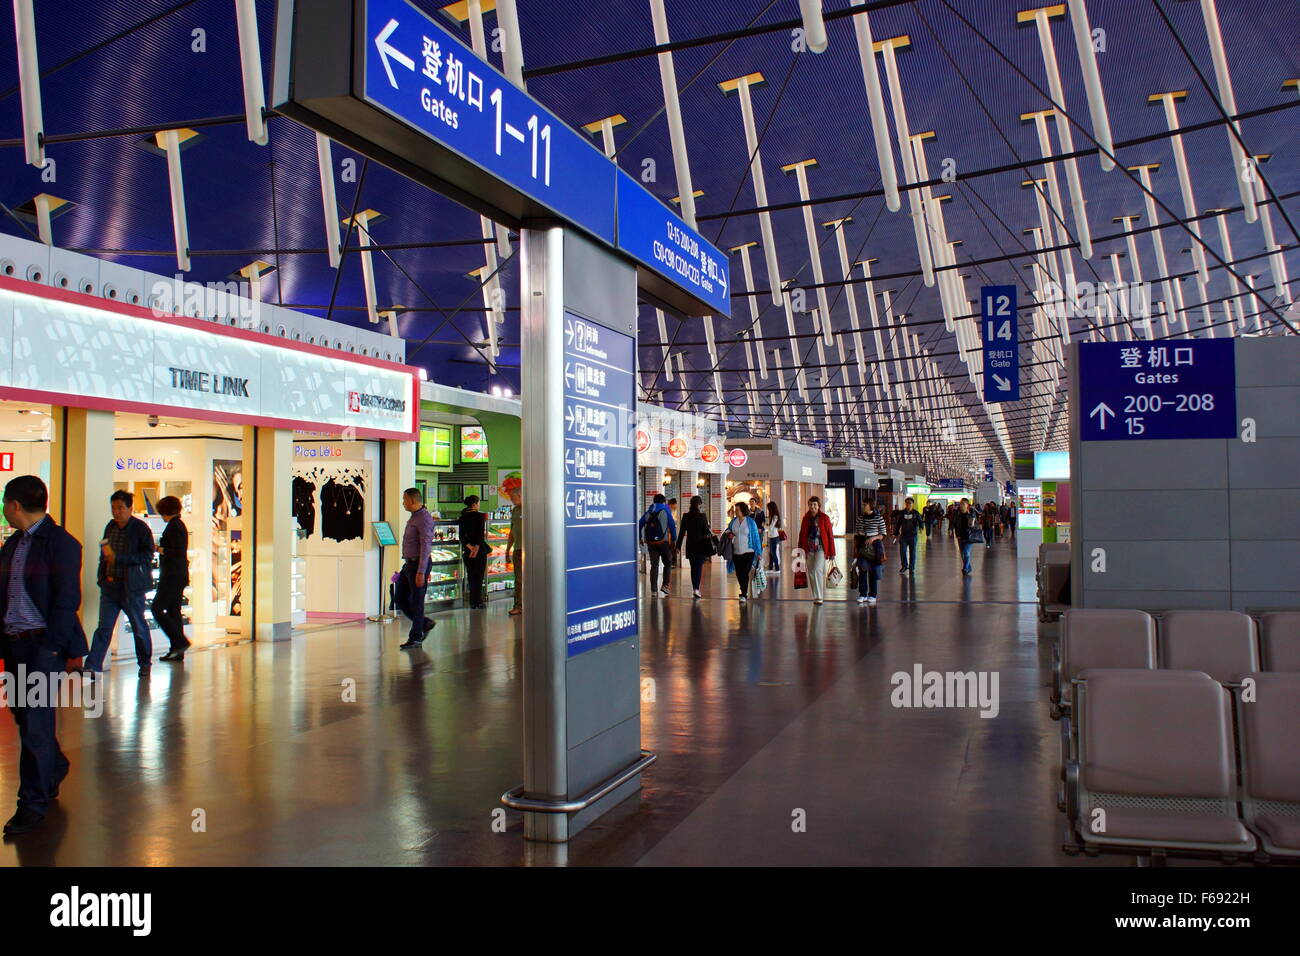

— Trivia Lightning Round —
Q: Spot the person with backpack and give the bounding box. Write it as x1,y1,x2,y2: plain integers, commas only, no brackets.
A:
723,501,762,604
676,495,715,599
638,493,677,596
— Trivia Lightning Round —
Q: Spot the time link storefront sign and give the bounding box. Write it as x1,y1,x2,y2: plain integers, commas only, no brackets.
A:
0,282,417,439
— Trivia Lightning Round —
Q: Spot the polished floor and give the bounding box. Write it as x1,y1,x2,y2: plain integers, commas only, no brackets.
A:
0,530,1135,865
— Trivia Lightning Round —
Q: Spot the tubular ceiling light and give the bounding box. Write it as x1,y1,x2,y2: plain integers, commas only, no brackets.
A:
875,35,935,287
1196,0,1256,222
849,0,899,211
781,159,834,346
1065,0,1114,172
1019,5,1093,258
720,73,782,306
13,0,43,168
649,0,697,229
315,134,343,269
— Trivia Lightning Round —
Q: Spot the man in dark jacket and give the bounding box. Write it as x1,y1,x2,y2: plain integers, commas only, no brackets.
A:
85,490,155,675
0,475,89,834
894,497,922,574
154,496,191,662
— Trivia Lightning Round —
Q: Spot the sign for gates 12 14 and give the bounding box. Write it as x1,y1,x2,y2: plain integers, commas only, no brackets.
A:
1078,340,1236,442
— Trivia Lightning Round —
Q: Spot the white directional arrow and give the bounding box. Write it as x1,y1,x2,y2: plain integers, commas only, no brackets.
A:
374,19,415,89
565,319,574,346
564,363,575,388
565,407,575,429
564,493,574,518
992,374,1011,392
1090,402,1115,429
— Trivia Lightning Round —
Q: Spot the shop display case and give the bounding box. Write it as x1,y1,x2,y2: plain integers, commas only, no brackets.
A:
426,519,463,607
425,517,517,604
291,528,307,626
485,516,516,597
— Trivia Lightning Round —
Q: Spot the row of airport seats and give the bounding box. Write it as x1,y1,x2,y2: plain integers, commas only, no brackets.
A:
1037,542,1070,622
1052,609,1300,863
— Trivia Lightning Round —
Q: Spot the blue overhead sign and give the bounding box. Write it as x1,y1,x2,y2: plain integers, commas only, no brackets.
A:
1078,340,1237,441
563,314,638,656
361,0,617,244
982,285,1020,403
615,172,731,317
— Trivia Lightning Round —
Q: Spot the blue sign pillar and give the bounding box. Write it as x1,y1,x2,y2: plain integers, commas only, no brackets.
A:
982,284,1020,403
517,225,647,844
563,315,638,655
1077,340,1237,441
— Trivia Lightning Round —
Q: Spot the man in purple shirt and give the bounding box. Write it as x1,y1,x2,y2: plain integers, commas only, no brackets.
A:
398,488,436,649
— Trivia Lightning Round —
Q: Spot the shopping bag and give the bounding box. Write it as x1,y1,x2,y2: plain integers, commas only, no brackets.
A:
848,566,859,590
827,565,844,587
793,570,809,590
751,565,767,596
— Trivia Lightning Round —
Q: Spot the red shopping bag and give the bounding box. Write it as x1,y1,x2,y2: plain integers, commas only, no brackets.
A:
793,570,809,590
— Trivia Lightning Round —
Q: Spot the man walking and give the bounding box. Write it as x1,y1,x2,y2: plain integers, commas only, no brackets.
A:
506,486,522,617
638,494,677,596
0,475,88,834
85,491,155,676
895,497,922,574
398,487,436,650
155,496,191,662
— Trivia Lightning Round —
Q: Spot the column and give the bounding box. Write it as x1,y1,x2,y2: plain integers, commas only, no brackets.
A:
48,407,115,633
516,222,643,843
243,426,293,642
383,438,414,594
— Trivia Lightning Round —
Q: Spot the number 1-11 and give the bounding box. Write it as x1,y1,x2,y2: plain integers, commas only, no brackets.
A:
490,88,551,186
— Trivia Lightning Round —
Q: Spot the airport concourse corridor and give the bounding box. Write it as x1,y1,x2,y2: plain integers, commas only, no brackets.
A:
0,531,1099,867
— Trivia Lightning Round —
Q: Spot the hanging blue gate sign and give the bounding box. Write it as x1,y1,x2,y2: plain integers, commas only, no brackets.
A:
614,171,731,317
273,0,724,317
982,285,1020,403
563,314,638,656
359,0,616,243
1078,340,1237,441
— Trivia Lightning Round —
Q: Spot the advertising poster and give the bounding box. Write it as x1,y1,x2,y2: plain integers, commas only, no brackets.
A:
460,424,489,462
212,459,243,621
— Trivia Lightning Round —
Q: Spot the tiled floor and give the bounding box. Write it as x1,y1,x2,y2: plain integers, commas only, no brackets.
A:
0,531,1135,865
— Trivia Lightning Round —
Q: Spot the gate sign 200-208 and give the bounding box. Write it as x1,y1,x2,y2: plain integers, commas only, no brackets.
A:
1077,340,1237,441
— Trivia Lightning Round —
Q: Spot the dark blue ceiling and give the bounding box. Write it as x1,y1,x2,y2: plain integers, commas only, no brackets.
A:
1,0,1296,469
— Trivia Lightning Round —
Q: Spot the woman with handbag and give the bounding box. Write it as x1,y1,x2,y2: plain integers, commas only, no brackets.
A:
766,501,784,573
856,502,887,605
723,501,763,604
797,497,836,606
677,495,715,599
